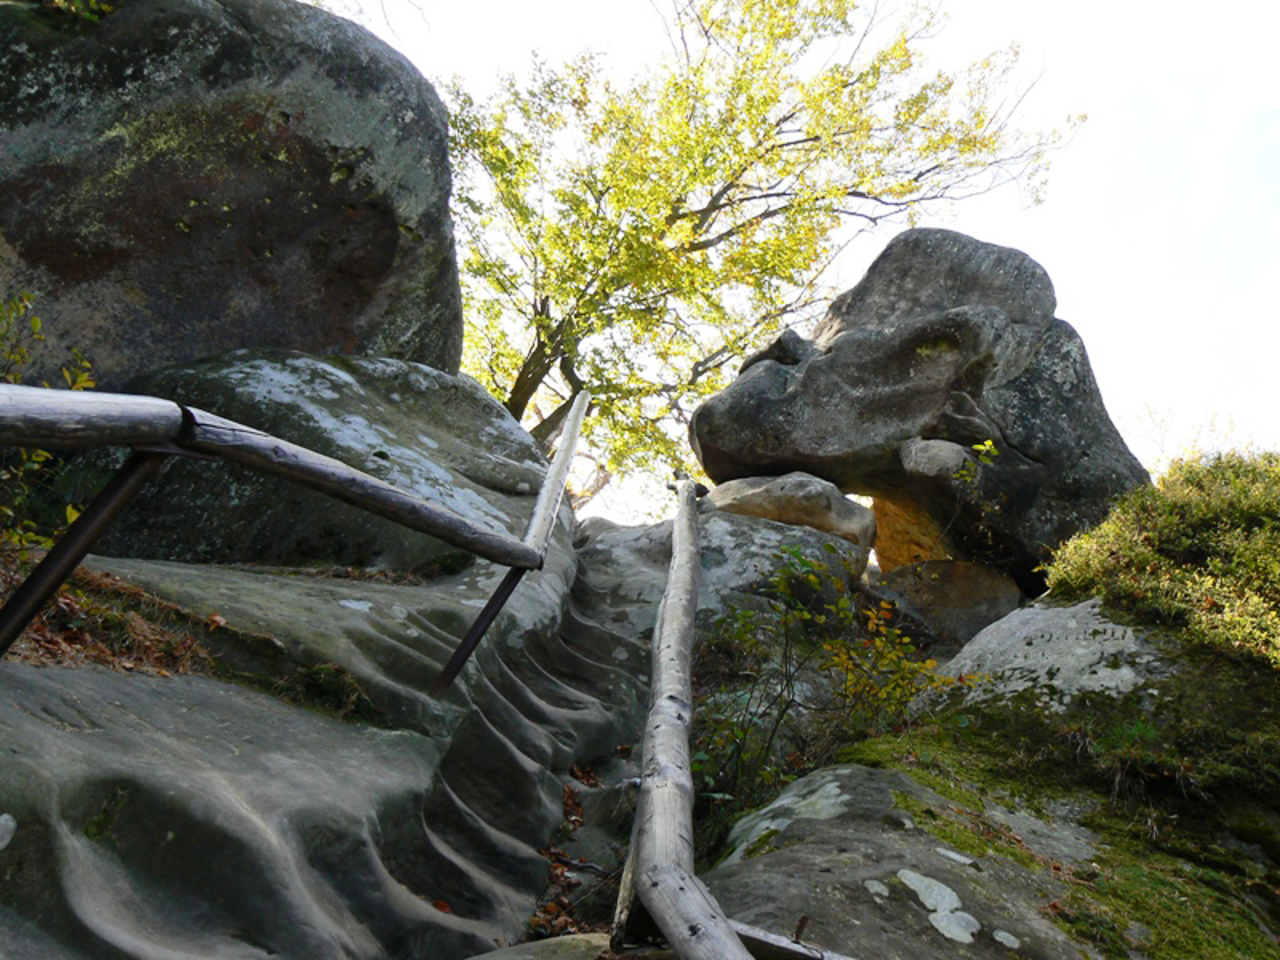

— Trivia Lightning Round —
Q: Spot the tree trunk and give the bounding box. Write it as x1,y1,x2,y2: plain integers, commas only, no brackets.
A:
504,334,556,421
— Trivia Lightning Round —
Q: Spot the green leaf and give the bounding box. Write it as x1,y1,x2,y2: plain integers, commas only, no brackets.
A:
449,0,1068,496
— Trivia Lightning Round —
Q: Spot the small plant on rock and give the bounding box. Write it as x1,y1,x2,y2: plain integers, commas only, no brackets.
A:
1,290,94,568
44,0,113,21
692,543,954,860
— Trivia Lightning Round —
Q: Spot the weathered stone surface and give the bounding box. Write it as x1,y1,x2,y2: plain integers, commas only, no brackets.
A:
0,0,462,388
0,341,665,957
6,431,885,960
704,765,1088,959
466,935,674,959
875,561,1025,658
0,503,650,958
0,663,472,960
703,471,876,551
94,349,544,570
938,599,1172,712
690,229,1148,594
871,496,955,571
573,508,870,642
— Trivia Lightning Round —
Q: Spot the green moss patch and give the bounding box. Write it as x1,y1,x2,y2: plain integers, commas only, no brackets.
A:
741,827,783,861
846,722,1280,959
1051,837,1279,958
1050,452,1280,665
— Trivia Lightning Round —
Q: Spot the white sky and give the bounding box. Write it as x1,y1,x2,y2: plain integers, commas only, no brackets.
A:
349,0,1279,496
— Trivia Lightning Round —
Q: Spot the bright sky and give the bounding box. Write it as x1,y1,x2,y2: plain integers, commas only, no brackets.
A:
349,0,1278,489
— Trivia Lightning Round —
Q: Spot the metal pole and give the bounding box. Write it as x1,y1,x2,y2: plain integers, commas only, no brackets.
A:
0,450,167,657
429,392,591,696
428,565,526,696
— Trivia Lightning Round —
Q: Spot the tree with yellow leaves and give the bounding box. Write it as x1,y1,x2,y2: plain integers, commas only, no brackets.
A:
449,0,1071,488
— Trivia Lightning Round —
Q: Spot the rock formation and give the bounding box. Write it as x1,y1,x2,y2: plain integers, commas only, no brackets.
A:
701,471,876,559
5,6,1275,958
0,352,634,957
705,766,1087,958
93,349,547,571
0,0,462,389
691,228,1149,593
0,348,877,956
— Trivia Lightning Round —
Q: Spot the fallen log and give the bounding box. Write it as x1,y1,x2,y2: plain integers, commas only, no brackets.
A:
611,477,752,960
610,478,861,960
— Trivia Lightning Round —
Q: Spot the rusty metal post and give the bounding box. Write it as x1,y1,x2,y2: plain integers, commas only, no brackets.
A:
0,450,168,657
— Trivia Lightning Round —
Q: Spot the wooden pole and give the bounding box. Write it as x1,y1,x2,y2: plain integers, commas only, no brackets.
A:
521,391,590,557
427,565,526,696
0,387,592,665
180,407,542,570
611,478,753,960
425,392,591,695
0,385,184,449
0,450,168,657
635,865,754,960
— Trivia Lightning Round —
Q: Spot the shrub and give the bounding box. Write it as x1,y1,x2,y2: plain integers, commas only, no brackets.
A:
1048,451,1280,663
692,543,953,858
45,0,112,21
1,290,94,567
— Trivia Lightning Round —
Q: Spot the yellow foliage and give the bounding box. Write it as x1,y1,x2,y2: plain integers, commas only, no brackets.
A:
450,0,1069,479
1,291,94,564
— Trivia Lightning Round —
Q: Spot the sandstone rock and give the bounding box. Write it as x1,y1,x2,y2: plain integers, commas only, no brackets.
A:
870,496,955,571
0,339,663,956
0,663,454,959
93,349,544,571
466,935,674,959
704,765,1088,958
0,473,651,957
875,560,1025,657
939,599,1172,711
917,597,1280,916
0,0,462,389
690,229,1148,594
573,507,870,642
704,471,876,551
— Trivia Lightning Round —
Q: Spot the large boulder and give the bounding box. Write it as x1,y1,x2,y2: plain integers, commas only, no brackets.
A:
690,229,1148,594
938,599,1173,713
702,471,876,552
573,507,871,641
93,349,543,571
927,597,1280,863
703,765,1087,959
0,0,462,389
0,357,656,956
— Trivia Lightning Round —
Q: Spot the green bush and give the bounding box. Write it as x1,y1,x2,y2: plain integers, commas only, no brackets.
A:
692,544,953,859
1,290,94,566
1048,451,1280,663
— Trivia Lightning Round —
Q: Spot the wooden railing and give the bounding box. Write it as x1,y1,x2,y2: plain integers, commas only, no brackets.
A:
610,477,857,960
2,384,858,957
0,384,590,691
